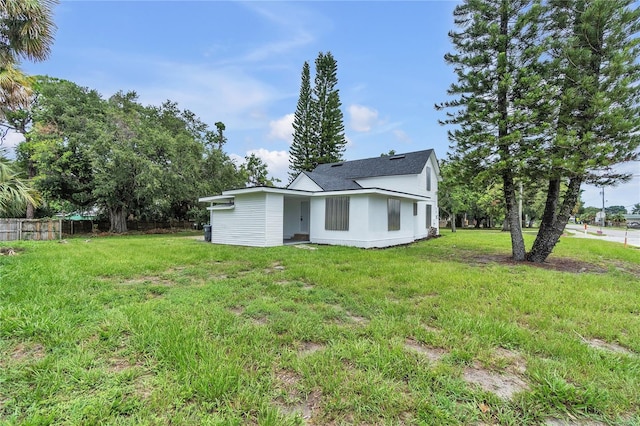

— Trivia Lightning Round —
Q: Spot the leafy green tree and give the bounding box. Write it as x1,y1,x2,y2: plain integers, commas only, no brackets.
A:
438,0,543,260
26,77,104,214
290,52,346,179
289,61,315,181
240,153,280,187
527,0,640,262
438,160,472,232
26,78,238,232
605,206,628,215
213,121,226,150
632,203,640,214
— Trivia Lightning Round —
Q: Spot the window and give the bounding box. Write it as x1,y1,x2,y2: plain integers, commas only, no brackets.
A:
388,198,401,231
426,204,432,228
325,196,349,231
426,166,432,191
413,202,418,216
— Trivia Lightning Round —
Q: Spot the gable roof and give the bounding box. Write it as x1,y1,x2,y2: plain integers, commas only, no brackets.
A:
296,149,435,191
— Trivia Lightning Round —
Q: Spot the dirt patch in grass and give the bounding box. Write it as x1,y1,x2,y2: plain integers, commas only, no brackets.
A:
404,339,447,363
230,306,245,316
119,276,176,286
263,262,285,274
463,362,529,400
0,246,23,256
493,348,528,375
298,342,324,356
107,356,135,373
545,419,607,425
585,338,635,356
468,253,610,274
250,315,268,326
10,342,46,362
423,324,441,333
346,313,369,325
274,369,322,422
134,373,155,400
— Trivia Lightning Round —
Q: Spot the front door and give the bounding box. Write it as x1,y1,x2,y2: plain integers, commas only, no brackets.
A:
300,201,310,233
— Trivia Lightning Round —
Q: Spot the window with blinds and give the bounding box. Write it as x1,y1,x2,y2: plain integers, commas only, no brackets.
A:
325,196,350,231
426,204,432,228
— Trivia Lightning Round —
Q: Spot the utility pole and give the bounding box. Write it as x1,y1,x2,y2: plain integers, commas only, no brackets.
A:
601,186,606,228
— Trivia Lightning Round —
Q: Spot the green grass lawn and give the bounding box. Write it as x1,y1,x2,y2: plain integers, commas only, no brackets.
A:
1,231,638,425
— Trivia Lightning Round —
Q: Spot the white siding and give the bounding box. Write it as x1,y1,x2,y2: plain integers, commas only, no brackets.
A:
288,174,322,191
356,174,424,196
310,195,415,248
265,193,284,246
211,192,283,247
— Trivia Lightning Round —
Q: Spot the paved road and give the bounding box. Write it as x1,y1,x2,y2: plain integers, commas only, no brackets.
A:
564,223,640,248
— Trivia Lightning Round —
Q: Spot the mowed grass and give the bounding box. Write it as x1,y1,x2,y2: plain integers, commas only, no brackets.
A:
0,231,638,425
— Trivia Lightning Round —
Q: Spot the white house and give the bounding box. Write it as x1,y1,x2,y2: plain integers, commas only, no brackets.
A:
199,149,441,248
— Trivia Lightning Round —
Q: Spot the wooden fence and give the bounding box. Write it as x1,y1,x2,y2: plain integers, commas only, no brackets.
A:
0,219,195,241
0,219,62,241
62,220,196,235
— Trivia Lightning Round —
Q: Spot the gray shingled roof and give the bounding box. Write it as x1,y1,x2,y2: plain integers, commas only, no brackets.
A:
302,171,363,191
301,149,434,191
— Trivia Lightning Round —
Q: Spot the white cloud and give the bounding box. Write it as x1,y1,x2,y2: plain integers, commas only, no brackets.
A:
349,104,379,132
246,148,290,184
268,113,294,144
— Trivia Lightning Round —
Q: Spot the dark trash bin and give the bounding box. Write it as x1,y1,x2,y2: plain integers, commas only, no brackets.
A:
203,225,212,242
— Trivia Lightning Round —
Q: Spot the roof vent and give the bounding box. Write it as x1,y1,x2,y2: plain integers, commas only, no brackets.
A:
389,155,405,160
331,163,344,167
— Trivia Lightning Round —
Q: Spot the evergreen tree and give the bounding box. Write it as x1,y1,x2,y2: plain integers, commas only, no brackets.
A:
289,61,315,181
439,0,639,263
527,0,640,262
312,52,346,165
437,0,543,261
289,52,346,180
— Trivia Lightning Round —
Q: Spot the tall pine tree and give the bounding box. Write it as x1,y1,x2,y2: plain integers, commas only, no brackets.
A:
527,0,640,262
312,52,346,165
289,61,315,181
437,0,543,261
289,52,346,181
439,0,639,263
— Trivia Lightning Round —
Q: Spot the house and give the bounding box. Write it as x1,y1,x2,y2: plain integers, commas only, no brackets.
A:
198,149,440,248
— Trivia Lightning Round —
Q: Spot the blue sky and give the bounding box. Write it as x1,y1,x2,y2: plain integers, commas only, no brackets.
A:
9,0,639,211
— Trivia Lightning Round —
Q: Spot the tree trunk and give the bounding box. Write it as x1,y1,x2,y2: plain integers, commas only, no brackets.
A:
527,177,582,262
450,211,457,233
495,0,525,261
25,159,35,219
503,173,526,261
109,206,128,233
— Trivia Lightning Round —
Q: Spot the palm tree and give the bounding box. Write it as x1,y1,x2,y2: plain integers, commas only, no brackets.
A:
0,0,58,217
0,155,40,217
0,0,58,114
